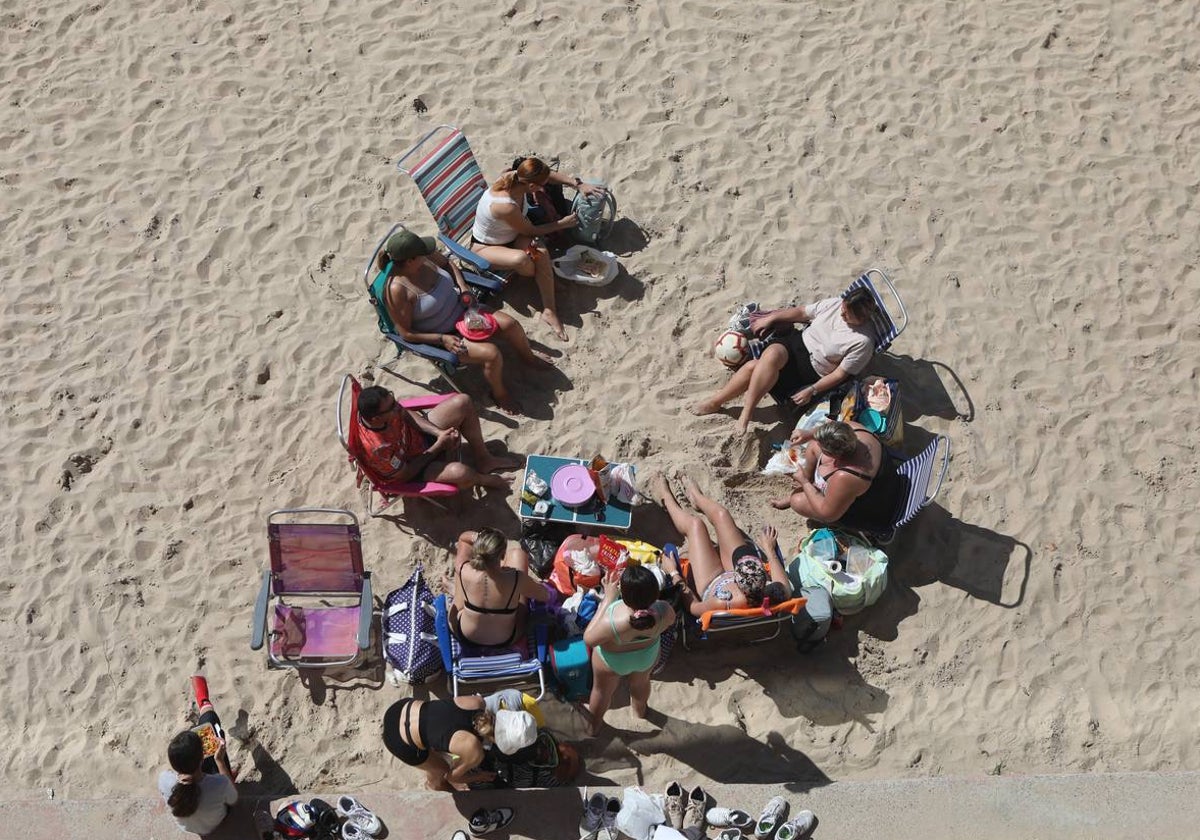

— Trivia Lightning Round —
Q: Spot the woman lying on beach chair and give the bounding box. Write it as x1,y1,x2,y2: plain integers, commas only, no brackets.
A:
377,229,555,414
692,286,882,435
470,157,606,342
651,474,792,615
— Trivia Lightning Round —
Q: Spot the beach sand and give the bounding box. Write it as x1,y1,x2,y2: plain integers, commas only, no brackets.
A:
2,0,1198,800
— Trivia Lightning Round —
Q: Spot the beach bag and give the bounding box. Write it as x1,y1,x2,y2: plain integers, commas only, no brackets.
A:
475,730,580,788
572,181,617,245
383,567,443,685
549,535,602,596
789,531,888,615
850,376,904,450
790,585,834,653
549,636,592,702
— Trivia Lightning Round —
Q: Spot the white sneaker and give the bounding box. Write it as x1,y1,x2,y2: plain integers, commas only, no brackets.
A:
774,811,817,840
580,791,608,839
706,808,754,830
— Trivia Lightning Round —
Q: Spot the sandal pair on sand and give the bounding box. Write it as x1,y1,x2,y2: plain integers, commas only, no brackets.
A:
449,807,516,840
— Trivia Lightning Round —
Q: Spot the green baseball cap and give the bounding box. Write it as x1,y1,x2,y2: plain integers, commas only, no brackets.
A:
385,230,436,262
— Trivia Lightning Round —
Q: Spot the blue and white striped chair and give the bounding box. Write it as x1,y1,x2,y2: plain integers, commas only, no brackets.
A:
432,595,547,701
872,434,951,544
396,125,509,294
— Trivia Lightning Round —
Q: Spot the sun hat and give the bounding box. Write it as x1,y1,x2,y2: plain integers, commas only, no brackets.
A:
494,709,537,755
385,230,436,263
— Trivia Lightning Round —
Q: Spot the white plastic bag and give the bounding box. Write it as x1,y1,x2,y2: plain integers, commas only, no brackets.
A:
607,463,642,505
762,443,806,476
616,786,665,840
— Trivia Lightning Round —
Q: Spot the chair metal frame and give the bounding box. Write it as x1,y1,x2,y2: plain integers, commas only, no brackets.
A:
432,594,547,701
250,507,374,670
871,434,951,545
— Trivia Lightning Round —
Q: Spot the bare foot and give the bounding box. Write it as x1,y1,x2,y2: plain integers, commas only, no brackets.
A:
479,473,513,491
688,399,721,416
542,310,568,342
576,701,603,737
735,417,751,436
493,393,522,415
681,475,705,509
650,472,674,507
769,496,792,510
631,698,649,719
478,453,522,474
523,350,557,370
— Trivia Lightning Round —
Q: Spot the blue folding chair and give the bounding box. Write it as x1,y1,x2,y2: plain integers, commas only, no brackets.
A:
432,595,547,700
361,222,503,391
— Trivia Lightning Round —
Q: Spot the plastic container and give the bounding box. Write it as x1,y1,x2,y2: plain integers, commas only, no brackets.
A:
552,245,619,286
808,528,839,564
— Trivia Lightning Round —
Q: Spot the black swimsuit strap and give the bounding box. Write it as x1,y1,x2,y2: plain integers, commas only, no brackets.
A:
459,563,520,615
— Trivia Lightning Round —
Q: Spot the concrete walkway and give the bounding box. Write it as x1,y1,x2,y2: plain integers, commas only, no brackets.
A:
9,772,1199,840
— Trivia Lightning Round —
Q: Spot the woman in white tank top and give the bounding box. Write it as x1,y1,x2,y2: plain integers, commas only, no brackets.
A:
469,157,606,342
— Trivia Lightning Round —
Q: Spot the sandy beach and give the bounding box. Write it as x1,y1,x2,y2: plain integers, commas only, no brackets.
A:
2,0,1198,803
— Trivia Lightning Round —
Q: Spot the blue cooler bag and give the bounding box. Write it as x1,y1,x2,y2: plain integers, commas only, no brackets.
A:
550,637,591,702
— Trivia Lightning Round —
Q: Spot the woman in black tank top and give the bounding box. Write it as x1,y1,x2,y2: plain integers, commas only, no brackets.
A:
382,695,495,791
770,419,903,534
450,529,551,648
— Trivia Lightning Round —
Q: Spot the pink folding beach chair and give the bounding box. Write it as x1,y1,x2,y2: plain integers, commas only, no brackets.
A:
250,508,374,670
336,373,459,517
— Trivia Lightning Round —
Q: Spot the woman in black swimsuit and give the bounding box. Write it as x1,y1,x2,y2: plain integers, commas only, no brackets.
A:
450,529,551,648
770,419,904,534
382,695,496,792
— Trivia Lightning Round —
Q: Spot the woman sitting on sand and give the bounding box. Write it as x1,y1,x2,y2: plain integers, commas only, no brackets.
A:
652,474,792,615
382,695,535,794
692,287,881,435
377,229,554,414
450,529,552,648
581,564,675,736
470,157,606,342
770,419,903,534
158,679,237,836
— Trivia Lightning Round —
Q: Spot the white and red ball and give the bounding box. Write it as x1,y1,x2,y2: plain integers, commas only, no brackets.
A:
714,330,750,368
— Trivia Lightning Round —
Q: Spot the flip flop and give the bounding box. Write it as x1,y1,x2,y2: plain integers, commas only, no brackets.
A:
469,807,516,837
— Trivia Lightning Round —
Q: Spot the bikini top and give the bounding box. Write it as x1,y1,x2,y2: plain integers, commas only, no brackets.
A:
458,562,519,615
607,599,666,645
813,429,879,491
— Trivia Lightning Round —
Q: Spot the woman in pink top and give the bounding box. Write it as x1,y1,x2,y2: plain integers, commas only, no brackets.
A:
469,157,605,342
692,287,880,435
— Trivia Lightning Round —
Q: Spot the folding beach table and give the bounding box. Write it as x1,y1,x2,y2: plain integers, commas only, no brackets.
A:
517,454,633,531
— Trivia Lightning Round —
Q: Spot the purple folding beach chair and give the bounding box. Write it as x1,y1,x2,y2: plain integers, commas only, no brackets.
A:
250,508,374,670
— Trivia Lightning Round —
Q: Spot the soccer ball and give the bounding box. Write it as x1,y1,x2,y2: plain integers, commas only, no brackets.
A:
714,330,750,369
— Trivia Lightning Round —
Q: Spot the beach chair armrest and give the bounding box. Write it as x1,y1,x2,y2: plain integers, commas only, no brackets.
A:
357,573,374,650
250,571,271,650
925,436,952,504
383,332,460,366
440,235,490,271
865,267,908,339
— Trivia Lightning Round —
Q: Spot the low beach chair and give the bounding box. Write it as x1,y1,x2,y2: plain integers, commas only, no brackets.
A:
432,595,547,700
396,125,510,287
680,597,808,650
336,373,458,518
362,223,501,391
250,508,374,670
867,434,951,545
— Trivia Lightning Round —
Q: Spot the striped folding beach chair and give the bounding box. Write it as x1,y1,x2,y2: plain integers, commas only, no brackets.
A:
873,434,951,544
432,595,547,700
396,125,508,287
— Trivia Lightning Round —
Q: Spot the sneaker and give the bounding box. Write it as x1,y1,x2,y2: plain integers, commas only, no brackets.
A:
601,797,621,840
580,791,608,839
717,830,743,840
469,807,516,837
753,797,788,840
336,796,382,837
774,811,817,840
664,781,686,830
706,809,754,830
684,787,708,834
